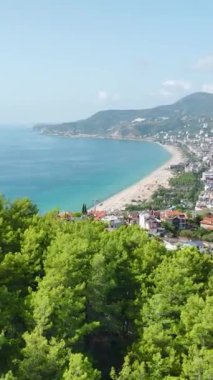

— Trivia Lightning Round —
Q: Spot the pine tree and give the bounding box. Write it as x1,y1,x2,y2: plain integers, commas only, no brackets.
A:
82,203,87,215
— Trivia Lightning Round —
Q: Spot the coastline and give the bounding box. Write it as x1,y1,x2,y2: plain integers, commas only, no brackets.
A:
92,144,185,212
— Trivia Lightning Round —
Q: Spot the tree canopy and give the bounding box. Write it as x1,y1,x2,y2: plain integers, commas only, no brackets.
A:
0,196,212,379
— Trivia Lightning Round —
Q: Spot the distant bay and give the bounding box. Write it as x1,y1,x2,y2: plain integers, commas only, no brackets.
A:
0,126,171,212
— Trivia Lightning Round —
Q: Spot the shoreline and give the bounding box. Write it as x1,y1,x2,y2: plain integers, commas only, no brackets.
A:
36,132,186,212
91,144,185,212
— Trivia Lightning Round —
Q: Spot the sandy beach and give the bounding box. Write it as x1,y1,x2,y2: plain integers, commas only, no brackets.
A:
93,144,185,212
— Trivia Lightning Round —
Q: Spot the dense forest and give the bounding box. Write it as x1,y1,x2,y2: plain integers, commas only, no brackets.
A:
0,196,212,379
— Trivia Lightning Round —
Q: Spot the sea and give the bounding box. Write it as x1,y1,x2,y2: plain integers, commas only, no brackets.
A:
0,126,171,212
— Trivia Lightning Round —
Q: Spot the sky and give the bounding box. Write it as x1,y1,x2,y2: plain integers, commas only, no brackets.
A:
0,0,213,124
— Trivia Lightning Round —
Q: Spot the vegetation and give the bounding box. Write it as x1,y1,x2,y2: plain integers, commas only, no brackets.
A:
82,203,88,215
34,93,213,138
180,228,213,242
0,195,212,379
127,171,203,212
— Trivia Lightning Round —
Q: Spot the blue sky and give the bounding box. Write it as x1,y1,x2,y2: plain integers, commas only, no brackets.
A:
0,0,213,123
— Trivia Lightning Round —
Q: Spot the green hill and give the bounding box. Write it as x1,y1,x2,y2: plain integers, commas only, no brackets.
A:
34,92,213,138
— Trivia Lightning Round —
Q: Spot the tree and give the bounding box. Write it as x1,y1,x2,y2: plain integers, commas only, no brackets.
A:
18,329,67,380
162,220,176,234
0,197,212,380
31,226,101,344
0,198,38,255
114,247,213,380
0,371,17,380
182,347,213,380
0,283,27,373
180,295,213,379
62,353,101,380
82,204,87,215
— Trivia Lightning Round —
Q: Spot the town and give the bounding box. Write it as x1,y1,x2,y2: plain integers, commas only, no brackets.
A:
57,116,213,252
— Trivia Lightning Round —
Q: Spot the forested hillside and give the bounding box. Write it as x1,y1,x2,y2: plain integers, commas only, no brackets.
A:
0,196,212,379
34,92,213,138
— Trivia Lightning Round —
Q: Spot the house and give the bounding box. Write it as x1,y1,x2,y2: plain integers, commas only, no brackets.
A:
126,212,139,225
196,190,213,211
58,211,73,221
89,210,107,220
101,214,125,229
170,163,185,171
202,170,213,182
139,212,161,232
200,214,213,231
160,210,187,229
185,162,201,173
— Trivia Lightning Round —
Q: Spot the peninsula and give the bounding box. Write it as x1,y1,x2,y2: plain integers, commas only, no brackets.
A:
34,92,213,140
34,91,213,211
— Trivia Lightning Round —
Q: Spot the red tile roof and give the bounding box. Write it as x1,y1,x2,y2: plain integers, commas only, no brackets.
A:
89,210,107,220
201,214,213,226
160,210,187,219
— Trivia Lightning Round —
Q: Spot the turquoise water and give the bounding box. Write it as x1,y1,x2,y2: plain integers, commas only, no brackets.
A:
0,126,171,212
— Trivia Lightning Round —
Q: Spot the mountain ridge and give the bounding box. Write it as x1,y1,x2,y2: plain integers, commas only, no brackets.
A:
34,92,213,138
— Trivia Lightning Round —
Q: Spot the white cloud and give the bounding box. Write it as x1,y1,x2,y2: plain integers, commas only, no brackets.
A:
159,89,173,97
201,83,213,93
194,55,213,71
97,90,108,102
159,79,192,98
97,90,120,104
162,80,191,91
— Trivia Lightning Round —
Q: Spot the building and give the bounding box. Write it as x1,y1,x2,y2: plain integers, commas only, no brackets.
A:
89,210,107,220
170,163,185,171
58,211,73,221
126,212,139,225
139,212,161,232
185,162,201,173
101,214,125,229
160,210,187,229
202,170,213,182
200,214,213,231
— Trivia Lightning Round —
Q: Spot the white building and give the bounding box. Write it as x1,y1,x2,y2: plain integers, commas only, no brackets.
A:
139,212,160,231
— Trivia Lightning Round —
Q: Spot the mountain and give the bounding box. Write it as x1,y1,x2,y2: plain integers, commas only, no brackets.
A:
34,92,213,139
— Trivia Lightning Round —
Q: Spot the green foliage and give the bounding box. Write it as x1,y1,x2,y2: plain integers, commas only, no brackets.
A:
115,248,212,380
82,203,88,215
162,220,176,233
34,92,213,138
126,170,203,212
182,347,213,379
180,227,213,242
18,330,67,380
62,353,101,380
0,371,17,380
0,196,212,379
0,196,38,256
72,211,82,217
